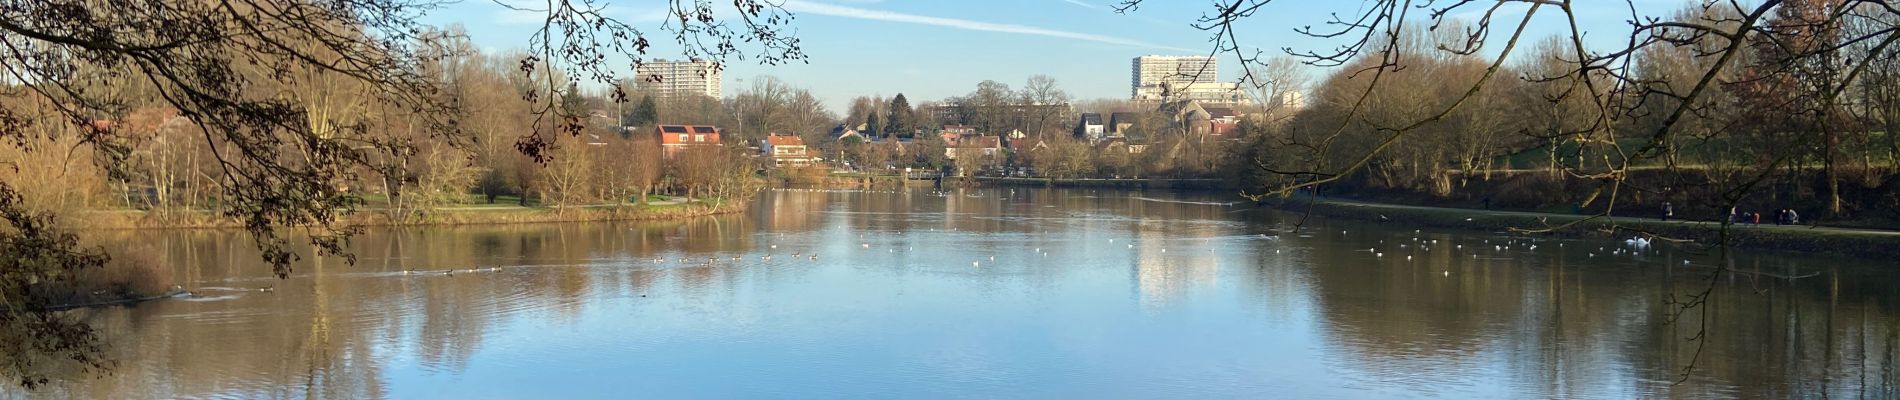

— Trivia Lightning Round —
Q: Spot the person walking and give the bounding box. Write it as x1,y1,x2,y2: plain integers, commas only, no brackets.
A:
1661,202,1674,222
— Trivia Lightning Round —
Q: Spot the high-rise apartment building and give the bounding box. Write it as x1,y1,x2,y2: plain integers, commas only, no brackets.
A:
636,59,722,99
1131,55,1217,100
1130,55,1251,104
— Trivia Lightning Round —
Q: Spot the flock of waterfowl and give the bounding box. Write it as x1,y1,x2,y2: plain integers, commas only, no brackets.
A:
651,252,821,268
1343,227,1671,277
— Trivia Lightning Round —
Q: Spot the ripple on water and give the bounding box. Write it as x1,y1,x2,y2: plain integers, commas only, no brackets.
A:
175,294,243,302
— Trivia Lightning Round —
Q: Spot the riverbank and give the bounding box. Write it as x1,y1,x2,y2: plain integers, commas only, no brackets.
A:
767,170,1237,191
956,176,1231,190
44,198,748,310
71,198,748,230
769,170,937,190
1267,196,1900,259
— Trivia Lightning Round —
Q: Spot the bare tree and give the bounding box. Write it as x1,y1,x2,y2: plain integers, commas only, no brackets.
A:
1019,75,1072,137
1240,55,1310,122
1114,0,1900,379
0,0,808,387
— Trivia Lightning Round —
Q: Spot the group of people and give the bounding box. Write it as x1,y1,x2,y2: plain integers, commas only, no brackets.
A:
1725,206,1802,226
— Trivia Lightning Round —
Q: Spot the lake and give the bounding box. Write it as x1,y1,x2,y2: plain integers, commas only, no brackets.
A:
27,188,1900,398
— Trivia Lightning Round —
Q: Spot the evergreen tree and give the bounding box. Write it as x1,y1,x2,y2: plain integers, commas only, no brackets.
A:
885,93,915,138
560,82,588,115
624,94,659,132
866,111,884,138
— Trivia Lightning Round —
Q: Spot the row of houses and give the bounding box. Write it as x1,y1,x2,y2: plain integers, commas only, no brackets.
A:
642,124,814,168
640,101,1252,171
1073,102,1242,143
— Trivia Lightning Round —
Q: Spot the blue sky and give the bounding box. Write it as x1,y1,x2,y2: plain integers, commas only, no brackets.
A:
428,0,1680,111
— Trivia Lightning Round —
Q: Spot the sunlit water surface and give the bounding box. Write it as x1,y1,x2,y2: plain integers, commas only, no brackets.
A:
23,188,1900,399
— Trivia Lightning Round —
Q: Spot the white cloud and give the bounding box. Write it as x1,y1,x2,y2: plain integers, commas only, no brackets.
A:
1059,0,1099,10
784,0,1195,52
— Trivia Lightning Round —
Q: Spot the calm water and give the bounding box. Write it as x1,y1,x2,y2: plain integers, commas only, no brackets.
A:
24,188,1900,398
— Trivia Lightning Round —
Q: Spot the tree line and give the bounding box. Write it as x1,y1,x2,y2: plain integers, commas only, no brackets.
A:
1220,2,1900,227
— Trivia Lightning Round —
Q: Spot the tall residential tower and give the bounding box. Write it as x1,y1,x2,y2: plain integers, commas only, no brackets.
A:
1131,55,1248,104
636,59,722,99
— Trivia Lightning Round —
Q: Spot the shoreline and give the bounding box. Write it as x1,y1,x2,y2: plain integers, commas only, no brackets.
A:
70,201,749,231
965,176,1230,190
47,201,750,311
1267,196,1900,259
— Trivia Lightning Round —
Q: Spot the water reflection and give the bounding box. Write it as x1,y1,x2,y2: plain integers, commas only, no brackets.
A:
23,188,1900,398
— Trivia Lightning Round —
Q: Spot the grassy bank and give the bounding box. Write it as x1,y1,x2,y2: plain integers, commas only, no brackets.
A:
1270,197,1900,259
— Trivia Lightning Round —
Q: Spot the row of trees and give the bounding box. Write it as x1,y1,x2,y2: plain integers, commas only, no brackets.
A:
931,76,1075,137
840,93,918,139
1216,2,1900,223
0,24,778,221
0,0,813,386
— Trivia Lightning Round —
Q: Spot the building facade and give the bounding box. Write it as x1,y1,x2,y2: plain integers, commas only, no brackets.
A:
654,125,722,158
762,133,813,168
636,59,722,99
1132,55,1216,100
1131,56,1251,104
1076,113,1105,142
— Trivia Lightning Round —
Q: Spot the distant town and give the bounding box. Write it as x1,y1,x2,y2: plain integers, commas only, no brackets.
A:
612,55,1304,180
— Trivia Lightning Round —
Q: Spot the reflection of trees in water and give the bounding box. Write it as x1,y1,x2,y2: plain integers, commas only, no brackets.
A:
1292,225,1900,397
26,191,1900,398
32,218,763,398
1677,259,1900,398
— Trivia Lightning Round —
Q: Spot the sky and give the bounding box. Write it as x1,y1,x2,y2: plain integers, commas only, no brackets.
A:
426,0,1682,111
